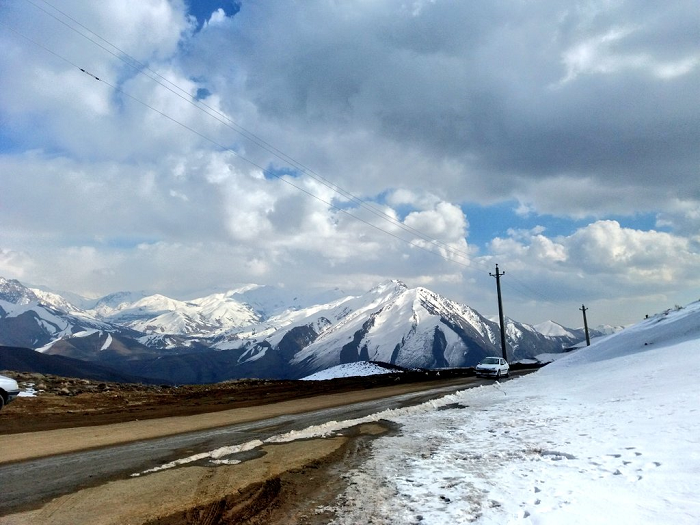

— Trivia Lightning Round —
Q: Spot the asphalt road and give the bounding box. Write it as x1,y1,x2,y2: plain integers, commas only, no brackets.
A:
0,375,516,516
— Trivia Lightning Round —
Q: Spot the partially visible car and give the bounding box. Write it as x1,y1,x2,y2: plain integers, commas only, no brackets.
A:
0,374,20,411
475,357,509,378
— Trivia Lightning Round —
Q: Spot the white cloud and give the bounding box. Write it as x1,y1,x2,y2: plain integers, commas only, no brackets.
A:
479,220,700,325
656,200,700,241
0,248,33,280
0,0,697,326
559,24,699,84
205,8,227,28
404,202,467,241
489,220,700,294
653,56,699,79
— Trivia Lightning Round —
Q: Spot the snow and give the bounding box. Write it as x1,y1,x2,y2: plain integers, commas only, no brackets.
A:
531,351,573,363
287,284,495,372
18,383,37,397
130,301,700,523
327,301,700,524
0,300,69,334
533,320,574,337
301,362,401,380
100,333,113,351
86,290,261,336
72,329,99,338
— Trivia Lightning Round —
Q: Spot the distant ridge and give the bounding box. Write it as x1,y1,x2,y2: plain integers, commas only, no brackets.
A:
1,276,598,384
0,346,169,384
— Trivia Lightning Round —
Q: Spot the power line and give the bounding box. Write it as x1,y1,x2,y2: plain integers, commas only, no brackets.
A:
506,274,555,303
6,7,569,308
22,0,560,295
3,20,481,273
21,0,477,267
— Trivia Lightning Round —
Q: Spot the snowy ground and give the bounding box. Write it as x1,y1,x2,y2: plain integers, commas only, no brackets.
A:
324,302,700,524
17,383,37,397
132,302,699,523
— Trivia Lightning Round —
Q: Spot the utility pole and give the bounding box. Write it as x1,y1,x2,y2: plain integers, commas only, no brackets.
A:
489,264,508,362
580,304,591,346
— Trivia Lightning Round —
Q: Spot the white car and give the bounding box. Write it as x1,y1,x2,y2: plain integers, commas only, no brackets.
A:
0,374,20,411
475,357,509,378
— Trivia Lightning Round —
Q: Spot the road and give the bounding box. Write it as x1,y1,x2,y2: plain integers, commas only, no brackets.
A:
0,374,521,522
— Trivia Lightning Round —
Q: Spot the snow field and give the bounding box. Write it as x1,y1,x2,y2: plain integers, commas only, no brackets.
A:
328,303,700,524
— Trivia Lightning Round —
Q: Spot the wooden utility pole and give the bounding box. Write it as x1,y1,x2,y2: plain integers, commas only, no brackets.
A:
489,264,508,362
580,304,591,346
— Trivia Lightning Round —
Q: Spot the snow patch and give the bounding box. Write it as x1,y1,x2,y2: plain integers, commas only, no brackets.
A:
301,362,401,381
100,333,113,351
72,329,99,338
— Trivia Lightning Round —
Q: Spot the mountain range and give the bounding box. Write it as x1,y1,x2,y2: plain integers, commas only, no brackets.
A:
0,277,602,383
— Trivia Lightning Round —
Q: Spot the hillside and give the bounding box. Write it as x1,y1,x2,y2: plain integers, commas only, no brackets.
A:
322,301,700,523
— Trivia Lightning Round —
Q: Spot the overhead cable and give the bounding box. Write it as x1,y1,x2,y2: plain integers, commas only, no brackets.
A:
22,0,475,266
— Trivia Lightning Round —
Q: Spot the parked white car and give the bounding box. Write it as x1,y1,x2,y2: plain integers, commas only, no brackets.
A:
475,357,509,378
0,374,20,411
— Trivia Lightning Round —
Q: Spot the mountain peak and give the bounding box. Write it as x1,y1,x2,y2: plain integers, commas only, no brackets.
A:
369,279,408,295
0,277,38,305
533,320,574,337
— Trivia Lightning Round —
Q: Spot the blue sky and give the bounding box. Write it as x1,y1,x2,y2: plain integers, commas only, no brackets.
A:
187,0,240,28
0,0,698,327
461,203,665,250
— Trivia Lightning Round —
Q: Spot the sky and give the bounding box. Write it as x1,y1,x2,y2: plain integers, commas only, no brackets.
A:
0,0,698,327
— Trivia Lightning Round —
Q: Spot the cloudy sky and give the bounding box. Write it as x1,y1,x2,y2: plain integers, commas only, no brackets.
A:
0,0,698,327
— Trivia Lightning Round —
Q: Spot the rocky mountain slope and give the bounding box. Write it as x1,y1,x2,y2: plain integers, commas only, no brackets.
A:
0,277,596,382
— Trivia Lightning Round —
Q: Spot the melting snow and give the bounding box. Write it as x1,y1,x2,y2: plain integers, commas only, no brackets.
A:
328,301,700,524
18,383,37,397
132,301,700,524
301,362,401,380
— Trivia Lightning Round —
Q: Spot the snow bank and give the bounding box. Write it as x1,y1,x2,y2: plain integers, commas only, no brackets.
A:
329,301,700,524
301,362,401,380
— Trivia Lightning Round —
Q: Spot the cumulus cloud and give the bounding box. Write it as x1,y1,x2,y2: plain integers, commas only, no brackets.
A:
180,0,699,212
0,248,33,280
488,221,700,300
0,0,697,326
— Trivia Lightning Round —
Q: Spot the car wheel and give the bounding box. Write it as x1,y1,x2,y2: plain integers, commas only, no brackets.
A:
0,395,5,411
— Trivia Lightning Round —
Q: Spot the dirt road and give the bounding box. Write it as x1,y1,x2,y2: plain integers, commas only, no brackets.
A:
0,368,479,435
0,375,480,463
1,426,386,525
0,371,531,524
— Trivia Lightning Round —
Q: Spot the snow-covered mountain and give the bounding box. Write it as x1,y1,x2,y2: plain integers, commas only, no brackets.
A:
90,292,260,337
0,276,596,382
204,280,596,379
0,277,115,349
